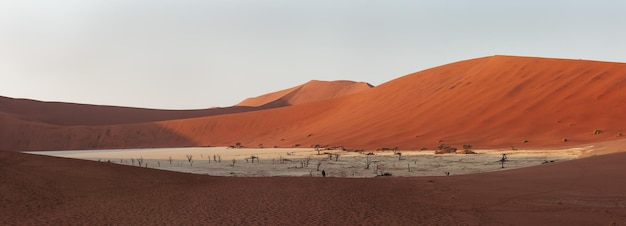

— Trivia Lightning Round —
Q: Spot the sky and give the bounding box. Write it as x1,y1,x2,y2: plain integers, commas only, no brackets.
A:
1,1,625,109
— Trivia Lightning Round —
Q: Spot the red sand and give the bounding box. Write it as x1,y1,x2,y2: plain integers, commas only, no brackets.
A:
2,55,626,151
236,80,373,107
3,55,626,225
0,95,264,126
2,149,625,225
0,80,368,126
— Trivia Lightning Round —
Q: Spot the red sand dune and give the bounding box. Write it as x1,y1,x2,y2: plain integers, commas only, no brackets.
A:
0,80,369,126
0,95,261,126
2,55,626,151
236,80,373,107
2,149,625,225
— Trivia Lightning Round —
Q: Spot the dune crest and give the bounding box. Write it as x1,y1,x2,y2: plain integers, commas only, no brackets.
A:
236,80,373,107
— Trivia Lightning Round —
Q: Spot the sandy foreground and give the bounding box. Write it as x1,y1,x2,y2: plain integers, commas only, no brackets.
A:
4,146,626,225
28,146,586,177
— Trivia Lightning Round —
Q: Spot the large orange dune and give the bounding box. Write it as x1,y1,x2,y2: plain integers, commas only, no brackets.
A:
2,148,625,225
2,55,626,151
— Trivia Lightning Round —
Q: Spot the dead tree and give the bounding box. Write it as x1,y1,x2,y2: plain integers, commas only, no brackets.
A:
393,150,402,160
231,159,236,167
186,154,193,166
500,154,508,168
168,156,173,165
316,161,322,171
365,156,372,169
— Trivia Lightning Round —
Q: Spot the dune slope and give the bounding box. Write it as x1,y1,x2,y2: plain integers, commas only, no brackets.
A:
145,56,626,150
0,96,259,126
298,55,626,149
3,55,626,151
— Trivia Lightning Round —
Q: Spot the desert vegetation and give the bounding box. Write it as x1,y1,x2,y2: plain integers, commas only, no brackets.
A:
499,154,508,168
314,144,322,155
137,157,144,167
36,146,585,178
392,150,402,160
457,144,476,154
435,144,457,154
228,142,244,149
186,154,193,166
245,155,259,163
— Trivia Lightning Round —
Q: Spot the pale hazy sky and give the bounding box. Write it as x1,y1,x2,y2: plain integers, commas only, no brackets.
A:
1,1,625,109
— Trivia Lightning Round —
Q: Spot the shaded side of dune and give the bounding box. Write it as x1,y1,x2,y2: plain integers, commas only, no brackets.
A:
1,150,625,225
0,96,267,126
0,115,196,151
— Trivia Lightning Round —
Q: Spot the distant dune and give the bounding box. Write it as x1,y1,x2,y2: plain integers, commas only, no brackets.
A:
0,80,370,126
236,80,373,107
2,55,626,151
0,96,262,126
